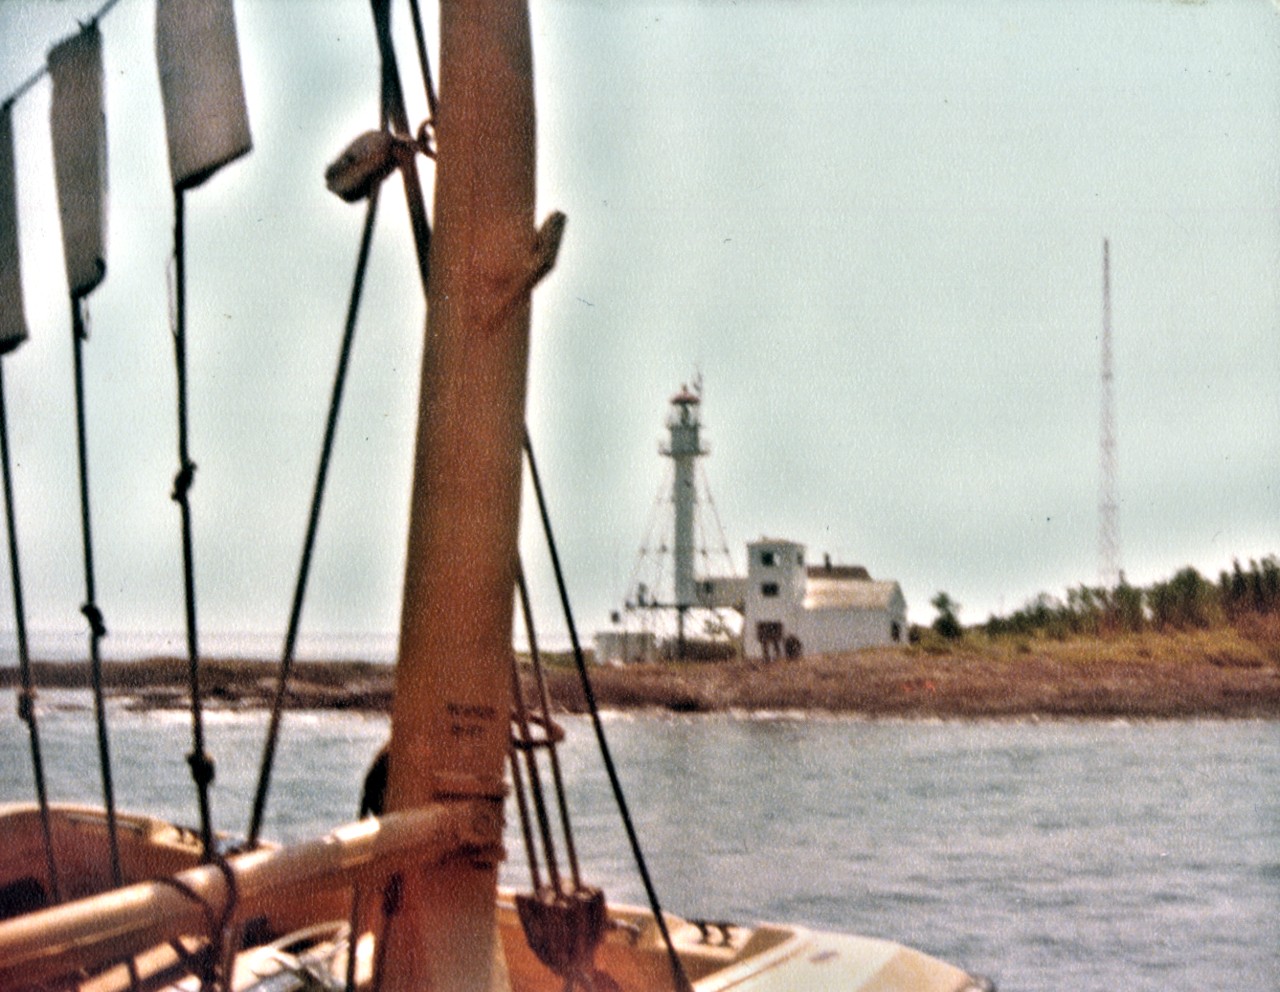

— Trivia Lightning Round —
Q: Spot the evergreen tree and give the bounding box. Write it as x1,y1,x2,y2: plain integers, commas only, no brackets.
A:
931,591,963,640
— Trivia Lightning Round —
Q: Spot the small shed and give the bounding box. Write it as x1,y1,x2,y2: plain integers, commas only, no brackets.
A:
593,629,658,665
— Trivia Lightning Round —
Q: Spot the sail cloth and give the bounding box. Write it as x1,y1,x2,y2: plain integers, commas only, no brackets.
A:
156,0,252,191
48,25,107,300
0,106,27,354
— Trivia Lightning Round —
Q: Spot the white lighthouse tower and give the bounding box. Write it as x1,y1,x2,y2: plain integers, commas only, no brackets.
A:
595,381,744,663
662,385,705,648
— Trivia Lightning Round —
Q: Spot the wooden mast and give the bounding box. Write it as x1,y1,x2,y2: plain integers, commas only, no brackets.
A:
379,0,563,988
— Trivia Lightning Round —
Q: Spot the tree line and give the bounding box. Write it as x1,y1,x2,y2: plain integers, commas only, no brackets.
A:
939,556,1280,640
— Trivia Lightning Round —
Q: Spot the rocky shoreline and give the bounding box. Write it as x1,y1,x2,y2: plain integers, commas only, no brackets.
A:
6,629,1280,719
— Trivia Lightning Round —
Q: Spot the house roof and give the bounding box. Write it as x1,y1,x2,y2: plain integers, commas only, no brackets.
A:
806,564,870,581
749,536,804,548
803,578,901,612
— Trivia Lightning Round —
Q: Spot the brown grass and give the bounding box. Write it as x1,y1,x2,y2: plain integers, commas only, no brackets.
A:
5,623,1278,718
541,624,1280,718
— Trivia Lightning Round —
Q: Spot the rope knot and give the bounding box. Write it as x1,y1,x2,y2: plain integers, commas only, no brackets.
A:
187,749,216,788
81,602,106,639
15,689,34,724
172,460,197,503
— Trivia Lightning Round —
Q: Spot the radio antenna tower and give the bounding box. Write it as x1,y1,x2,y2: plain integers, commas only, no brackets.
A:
1098,238,1121,589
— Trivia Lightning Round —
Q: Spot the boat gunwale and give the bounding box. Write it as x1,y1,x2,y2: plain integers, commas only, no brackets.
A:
0,799,499,988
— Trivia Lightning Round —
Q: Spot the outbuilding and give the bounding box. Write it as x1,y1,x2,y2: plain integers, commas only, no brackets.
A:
744,538,907,660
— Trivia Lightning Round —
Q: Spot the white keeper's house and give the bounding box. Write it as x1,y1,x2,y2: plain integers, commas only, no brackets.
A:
705,538,907,661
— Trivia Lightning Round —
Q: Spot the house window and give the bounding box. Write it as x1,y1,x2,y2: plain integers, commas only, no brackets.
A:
796,552,804,566
891,621,902,643
761,582,779,597
760,551,776,567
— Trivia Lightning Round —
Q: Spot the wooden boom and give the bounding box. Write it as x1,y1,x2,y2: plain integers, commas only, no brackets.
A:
0,802,498,989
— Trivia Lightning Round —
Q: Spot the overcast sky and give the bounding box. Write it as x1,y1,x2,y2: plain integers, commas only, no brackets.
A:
0,0,1276,660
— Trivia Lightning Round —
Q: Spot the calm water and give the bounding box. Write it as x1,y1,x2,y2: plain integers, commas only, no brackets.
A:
2,691,1277,992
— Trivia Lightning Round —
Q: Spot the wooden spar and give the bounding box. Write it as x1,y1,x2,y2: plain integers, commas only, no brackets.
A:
0,802,496,989
379,0,564,989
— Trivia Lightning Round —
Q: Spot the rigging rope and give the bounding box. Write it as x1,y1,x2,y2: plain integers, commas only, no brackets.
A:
0,362,60,903
404,0,439,122
624,464,674,613
513,566,593,895
246,184,382,847
248,0,437,848
516,566,584,887
509,582,563,894
697,462,735,568
371,0,431,293
506,723,543,890
69,296,124,891
523,430,693,992
512,573,616,992
170,188,217,861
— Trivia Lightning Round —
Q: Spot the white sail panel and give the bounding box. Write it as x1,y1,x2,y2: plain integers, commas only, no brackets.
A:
156,0,253,190
48,25,107,299
0,105,27,354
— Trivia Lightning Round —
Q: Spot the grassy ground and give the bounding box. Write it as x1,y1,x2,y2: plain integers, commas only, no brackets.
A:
547,622,1280,718
5,620,1278,717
